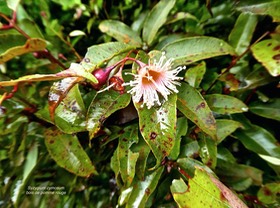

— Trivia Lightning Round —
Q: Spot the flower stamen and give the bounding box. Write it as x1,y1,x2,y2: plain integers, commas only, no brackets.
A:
123,52,186,109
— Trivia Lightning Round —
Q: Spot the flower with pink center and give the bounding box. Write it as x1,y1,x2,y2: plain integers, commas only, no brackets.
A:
123,53,186,109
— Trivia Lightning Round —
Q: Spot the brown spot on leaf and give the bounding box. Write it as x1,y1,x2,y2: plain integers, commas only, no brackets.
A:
272,54,280,60
263,187,272,196
220,192,226,201
150,132,157,140
49,140,54,144
122,138,128,142
140,125,145,132
273,45,280,51
196,102,206,111
69,141,72,146
145,188,150,195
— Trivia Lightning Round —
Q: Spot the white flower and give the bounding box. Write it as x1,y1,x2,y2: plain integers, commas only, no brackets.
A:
123,52,186,109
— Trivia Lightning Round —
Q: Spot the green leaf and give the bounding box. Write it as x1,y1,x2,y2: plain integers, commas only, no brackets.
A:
234,124,280,158
36,82,86,133
117,125,139,187
217,147,263,190
258,154,280,166
7,0,20,11
0,0,12,15
204,94,248,114
184,61,206,88
48,77,82,123
228,13,258,55
0,37,46,64
163,36,236,67
251,39,280,76
44,128,97,177
242,64,277,90
169,116,188,160
180,141,200,159
237,1,280,22
81,42,135,72
23,144,38,181
216,119,243,143
249,98,280,121
135,93,177,167
16,5,45,38
99,20,142,47
257,183,280,204
86,90,131,139
177,158,215,179
198,133,217,169
171,168,247,208
177,82,216,139
48,84,86,133
131,136,151,181
142,0,176,46
125,166,164,207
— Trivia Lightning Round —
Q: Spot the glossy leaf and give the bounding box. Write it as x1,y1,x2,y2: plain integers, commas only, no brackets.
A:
131,136,151,181
118,125,139,187
228,13,258,55
80,42,135,72
44,128,97,177
204,94,248,114
177,82,216,139
163,36,236,67
234,124,280,158
99,20,142,47
171,168,247,208
242,64,277,90
177,158,215,179
198,133,217,169
251,39,280,76
0,38,46,64
142,0,175,46
258,154,280,166
135,93,177,167
36,83,87,134
237,1,280,22
249,98,280,121
125,166,164,207
169,116,188,160
23,144,38,181
180,141,200,159
217,148,263,191
216,119,243,143
184,61,206,88
48,77,82,122
87,90,131,139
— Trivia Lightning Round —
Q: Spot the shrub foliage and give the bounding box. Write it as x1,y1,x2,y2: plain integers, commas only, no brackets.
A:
0,0,280,207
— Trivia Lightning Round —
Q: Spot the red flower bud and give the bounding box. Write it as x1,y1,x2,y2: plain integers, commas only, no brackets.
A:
91,65,115,90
